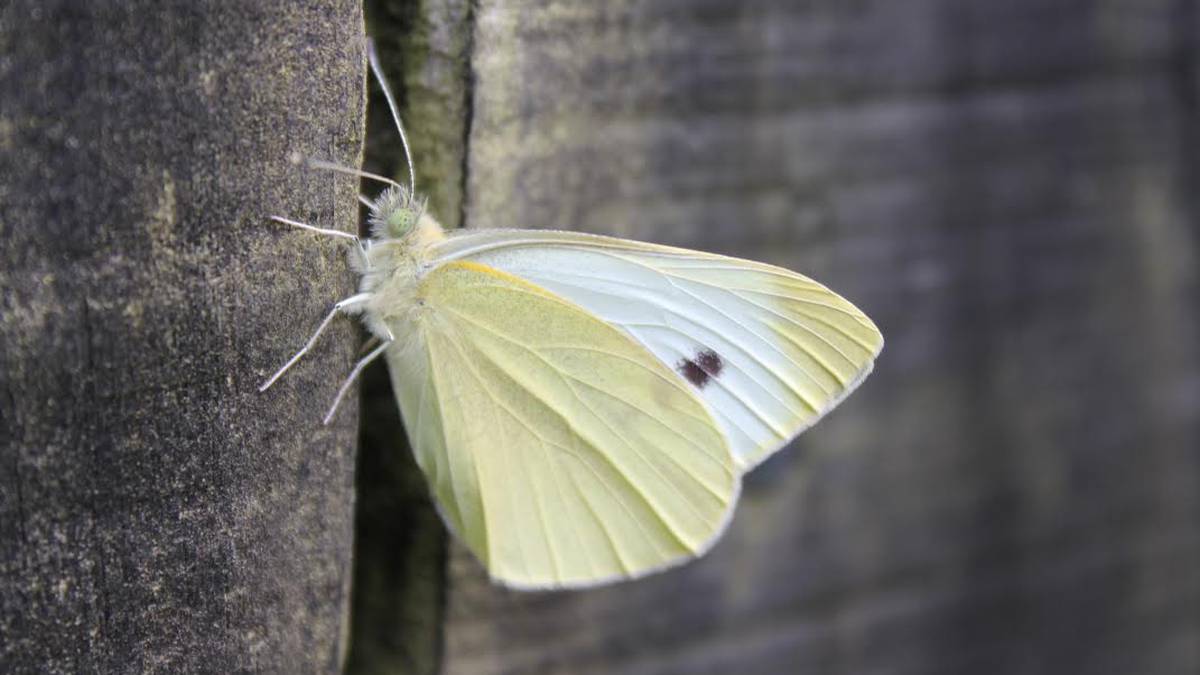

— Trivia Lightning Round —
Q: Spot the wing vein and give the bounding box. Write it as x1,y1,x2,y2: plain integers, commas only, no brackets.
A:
574,247,875,362
610,250,863,375
526,275,825,415
443,306,728,467
533,251,844,398
439,319,687,557
425,330,484,562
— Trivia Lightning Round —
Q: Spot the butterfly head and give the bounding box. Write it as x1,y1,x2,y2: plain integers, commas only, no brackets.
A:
369,185,428,240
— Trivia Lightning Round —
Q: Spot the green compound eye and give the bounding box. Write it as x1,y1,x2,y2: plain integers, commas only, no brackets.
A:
367,185,427,240
387,208,415,237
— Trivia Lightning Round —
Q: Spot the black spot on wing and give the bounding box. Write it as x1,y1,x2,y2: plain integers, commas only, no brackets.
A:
677,348,724,389
696,349,723,377
678,358,709,388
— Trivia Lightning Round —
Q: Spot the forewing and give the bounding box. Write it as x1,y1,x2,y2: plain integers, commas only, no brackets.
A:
431,230,883,470
386,260,738,589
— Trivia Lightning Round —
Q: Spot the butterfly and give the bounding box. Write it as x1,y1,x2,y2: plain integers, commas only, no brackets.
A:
261,43,882,590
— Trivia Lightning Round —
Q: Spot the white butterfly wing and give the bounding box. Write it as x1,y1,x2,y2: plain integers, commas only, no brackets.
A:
430,230,883,471
386,260,739,589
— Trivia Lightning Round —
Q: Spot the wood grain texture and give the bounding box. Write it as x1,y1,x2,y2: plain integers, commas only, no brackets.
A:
0,2,365,672
435,1,1200,673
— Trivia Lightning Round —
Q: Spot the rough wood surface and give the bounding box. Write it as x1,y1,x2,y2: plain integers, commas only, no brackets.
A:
0,2,365,672
431,1,1200,673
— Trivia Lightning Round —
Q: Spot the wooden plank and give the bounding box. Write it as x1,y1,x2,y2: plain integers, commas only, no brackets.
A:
431,1,1200,673
0,2,365,672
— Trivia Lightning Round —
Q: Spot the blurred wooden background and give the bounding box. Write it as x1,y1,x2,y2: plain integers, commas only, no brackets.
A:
360,1,1200,674
2,1,1197,674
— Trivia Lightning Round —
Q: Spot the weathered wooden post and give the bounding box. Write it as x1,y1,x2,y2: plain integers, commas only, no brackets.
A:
1,2,365,672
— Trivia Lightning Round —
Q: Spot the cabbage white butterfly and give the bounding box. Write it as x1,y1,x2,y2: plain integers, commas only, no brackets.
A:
262,44,882,589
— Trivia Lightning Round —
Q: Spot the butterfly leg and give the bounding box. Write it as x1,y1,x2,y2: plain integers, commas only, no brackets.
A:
259,293,372,392
322,337,392,425
357,335,383,357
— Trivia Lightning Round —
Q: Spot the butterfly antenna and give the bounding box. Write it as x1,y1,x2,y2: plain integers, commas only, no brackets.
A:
300,155,403,189
367,39,416,198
